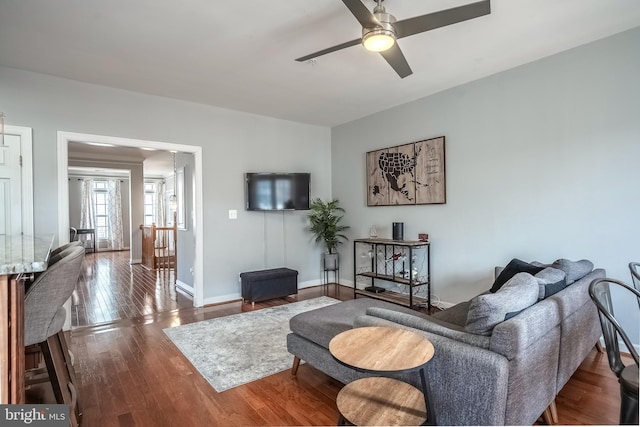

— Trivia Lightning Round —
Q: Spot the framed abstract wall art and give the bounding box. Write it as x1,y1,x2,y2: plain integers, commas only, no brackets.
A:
366,136,446,206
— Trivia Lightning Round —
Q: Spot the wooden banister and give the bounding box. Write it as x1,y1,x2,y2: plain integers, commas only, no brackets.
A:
139,213,177,286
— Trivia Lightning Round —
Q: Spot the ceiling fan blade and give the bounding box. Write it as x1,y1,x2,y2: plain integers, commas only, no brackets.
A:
394,0,491,39
295,38,362,62
379,43,412,78
341,0,380,28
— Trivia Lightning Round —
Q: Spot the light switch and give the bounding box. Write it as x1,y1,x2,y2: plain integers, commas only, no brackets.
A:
228,209,238,220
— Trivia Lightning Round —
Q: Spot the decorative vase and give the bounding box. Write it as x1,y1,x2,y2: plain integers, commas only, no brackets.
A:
323,252,339,271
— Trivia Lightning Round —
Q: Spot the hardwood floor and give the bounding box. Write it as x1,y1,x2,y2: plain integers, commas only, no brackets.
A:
71,250,193,327
32,284,625,426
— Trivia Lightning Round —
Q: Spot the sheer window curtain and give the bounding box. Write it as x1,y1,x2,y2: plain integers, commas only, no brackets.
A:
155,181,166,247
79,179,94,249
155,181,166,227
107,179,124,250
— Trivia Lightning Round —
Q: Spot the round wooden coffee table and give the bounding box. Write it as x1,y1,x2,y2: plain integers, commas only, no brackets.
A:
329,326,436,426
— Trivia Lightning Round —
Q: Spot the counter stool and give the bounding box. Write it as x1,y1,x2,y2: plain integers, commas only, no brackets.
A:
589,278,639,425
25,246,84,426
49,241,82,259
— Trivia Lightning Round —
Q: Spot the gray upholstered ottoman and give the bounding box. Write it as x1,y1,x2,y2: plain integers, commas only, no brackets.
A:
287,298,423,382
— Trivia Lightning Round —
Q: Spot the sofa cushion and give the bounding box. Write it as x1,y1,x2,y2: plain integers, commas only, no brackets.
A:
367,306,491,349
534,267,567,300
466,272,539,336
431,301,471,328
490,258,545,293
550,259,594,284
289,297,418,349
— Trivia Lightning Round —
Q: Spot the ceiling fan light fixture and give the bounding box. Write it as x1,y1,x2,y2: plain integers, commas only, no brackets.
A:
362,5,397,53
362,29,396,52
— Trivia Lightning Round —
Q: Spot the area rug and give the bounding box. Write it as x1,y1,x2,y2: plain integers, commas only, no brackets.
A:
163,296,339,392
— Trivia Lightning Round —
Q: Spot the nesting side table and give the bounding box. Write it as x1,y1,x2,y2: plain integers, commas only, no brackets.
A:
329,326,436,426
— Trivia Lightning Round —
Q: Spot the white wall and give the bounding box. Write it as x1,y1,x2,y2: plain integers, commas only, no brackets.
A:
0,66,332,302
332,28,640,342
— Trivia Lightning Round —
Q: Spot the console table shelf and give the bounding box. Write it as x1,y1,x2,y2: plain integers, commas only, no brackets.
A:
354,288,429,307
353,238,431,311
356,271,429,286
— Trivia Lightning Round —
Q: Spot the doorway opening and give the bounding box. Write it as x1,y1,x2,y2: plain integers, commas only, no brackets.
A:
57,131,204,327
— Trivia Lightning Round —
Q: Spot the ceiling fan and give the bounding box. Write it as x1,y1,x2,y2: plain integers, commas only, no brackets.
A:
295,0,491,78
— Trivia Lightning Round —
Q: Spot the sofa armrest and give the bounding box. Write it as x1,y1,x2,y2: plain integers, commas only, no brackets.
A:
490,297,561,359
366,307,490,349
354,314,509,426
489,268,605,360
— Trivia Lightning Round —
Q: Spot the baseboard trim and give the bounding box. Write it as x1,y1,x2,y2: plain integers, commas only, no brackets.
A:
600,337,640,355
201,279,335,306
202,292,242,306
200,279,456,309
176,280,194,296
299,279,322,289
339,279,454,309
436,301,455,309
130,258,142,264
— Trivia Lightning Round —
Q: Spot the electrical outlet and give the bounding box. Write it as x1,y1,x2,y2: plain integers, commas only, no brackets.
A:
228,209,238,219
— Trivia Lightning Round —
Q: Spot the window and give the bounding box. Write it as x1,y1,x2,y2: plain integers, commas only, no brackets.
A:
144,182,157,226
92,181,109,240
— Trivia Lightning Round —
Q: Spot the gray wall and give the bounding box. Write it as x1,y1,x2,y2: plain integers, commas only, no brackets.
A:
332,28,640,343
0,66,332,302
176,152,195,288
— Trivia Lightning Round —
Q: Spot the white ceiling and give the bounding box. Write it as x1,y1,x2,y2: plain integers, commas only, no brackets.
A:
68,141,174,177
1,0,639,127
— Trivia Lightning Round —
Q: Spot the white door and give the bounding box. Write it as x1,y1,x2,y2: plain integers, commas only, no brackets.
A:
0,135,23,235
0,126,33,236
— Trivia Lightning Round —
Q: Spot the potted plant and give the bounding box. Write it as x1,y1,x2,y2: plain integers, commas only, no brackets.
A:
307,198,349,270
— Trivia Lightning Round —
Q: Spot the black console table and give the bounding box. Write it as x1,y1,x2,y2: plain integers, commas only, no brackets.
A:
353,238,431,311
75,228,96,253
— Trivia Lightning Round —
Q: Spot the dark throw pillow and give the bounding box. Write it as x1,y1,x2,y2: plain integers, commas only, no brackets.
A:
490,258,545,293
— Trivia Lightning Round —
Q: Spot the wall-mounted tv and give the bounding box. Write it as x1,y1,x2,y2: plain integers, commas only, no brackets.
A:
245,173,311,211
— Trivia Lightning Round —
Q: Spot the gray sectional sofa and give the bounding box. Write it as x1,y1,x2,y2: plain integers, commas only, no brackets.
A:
286,259,605,425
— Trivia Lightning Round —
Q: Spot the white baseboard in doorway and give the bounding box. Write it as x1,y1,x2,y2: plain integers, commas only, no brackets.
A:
176,280,194,296
299,279,322,289
202,292,243,306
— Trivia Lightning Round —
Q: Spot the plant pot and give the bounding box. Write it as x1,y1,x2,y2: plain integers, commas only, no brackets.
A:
323,252,339,271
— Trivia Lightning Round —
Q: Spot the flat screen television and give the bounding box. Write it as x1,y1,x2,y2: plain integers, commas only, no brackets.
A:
245,173,311,211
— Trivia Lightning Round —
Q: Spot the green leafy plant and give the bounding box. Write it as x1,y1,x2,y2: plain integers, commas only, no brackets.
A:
307,198,349,254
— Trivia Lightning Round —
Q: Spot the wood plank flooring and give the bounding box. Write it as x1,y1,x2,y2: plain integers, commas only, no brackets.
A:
31,282,626,426
71,250,193,327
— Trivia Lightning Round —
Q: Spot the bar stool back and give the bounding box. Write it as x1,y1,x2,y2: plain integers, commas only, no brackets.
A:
25,245,84,426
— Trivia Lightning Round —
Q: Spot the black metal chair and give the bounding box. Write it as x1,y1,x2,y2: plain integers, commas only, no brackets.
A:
630,262,640,292
589,278,639,425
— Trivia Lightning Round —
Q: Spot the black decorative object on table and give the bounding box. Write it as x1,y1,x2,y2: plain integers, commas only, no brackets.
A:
392,222,404,241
